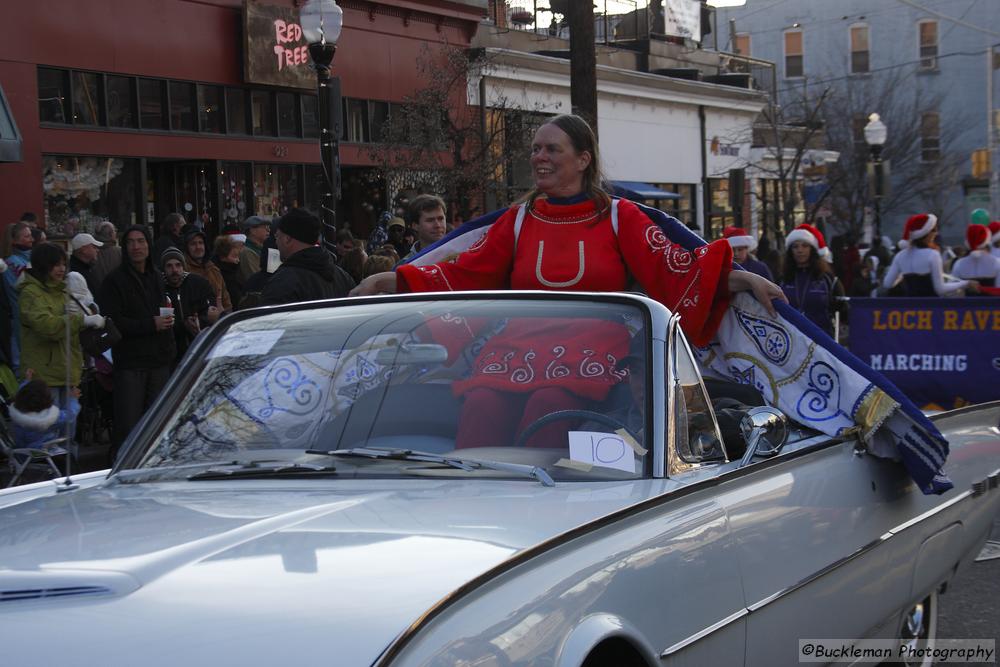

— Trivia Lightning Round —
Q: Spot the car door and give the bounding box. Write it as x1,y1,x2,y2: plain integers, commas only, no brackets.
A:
713,430,952,666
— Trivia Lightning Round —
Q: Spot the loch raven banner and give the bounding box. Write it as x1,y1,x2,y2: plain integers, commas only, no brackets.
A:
849,297,1000,410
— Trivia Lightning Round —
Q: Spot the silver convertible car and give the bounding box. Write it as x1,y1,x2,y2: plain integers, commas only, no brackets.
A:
1,292,999,667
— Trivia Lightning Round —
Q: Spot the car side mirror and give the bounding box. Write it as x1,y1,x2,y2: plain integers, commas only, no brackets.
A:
738,406,788,468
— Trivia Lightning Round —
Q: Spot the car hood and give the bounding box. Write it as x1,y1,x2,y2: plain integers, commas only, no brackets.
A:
0,477,656,666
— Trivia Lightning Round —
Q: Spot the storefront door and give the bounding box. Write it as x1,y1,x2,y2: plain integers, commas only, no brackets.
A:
147,160,219,237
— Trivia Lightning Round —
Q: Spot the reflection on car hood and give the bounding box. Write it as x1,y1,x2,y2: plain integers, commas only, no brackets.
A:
0,478,655,666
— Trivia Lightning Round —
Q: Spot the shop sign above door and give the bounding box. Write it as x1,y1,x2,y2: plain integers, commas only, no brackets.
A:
244,1,314,89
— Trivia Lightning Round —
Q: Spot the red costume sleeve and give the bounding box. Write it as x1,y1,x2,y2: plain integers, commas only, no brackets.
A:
396,208,518,293
615,200,732,346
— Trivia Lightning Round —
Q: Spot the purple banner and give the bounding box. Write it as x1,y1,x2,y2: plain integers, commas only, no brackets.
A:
848,297,1000,409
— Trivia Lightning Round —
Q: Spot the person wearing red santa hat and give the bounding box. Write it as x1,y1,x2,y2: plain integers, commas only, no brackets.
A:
989,221,1000,260
723,226,773,280
779,223,846,336
951,223,999,291
882,214,978,296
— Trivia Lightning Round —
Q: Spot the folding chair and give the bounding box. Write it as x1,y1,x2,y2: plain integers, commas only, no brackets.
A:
0,400,70,488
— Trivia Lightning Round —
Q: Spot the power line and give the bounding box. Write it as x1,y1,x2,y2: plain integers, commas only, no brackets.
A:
722,0,972,39
893,0,1000,38
773,47,993,96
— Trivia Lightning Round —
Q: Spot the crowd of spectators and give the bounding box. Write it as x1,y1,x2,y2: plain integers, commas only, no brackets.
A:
1,197,997,480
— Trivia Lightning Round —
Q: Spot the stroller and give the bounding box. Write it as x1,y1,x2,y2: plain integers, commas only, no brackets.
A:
0,380,71,487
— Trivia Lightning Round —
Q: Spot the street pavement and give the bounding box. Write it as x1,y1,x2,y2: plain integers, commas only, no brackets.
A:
936,514,1000,643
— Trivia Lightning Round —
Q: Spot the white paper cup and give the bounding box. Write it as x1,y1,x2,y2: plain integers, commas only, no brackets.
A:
159,307,175,318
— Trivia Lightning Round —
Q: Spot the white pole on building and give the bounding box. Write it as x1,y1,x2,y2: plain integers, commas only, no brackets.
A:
990,45,999,216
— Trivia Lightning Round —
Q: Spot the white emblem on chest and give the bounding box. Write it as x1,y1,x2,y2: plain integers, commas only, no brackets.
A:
535,240,585,288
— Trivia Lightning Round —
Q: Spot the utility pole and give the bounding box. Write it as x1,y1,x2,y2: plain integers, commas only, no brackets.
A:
567,1,598,135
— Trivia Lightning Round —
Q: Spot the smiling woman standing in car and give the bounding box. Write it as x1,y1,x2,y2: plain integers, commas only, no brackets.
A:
352,114,785,448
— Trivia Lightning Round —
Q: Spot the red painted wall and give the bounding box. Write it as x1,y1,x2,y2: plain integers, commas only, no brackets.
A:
0,0,482,229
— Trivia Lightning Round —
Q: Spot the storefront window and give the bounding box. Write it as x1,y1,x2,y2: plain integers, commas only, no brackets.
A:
302,94,319,139
139,78,166,130
107,75,136,128
42,155,139,238
72,71,102,126
198,85,223,133
38,68,70,124
369,101,389,143
226,88,248,135
656,183,697,229
221,162,253,227
253,164,299,217
169,81,195,131
252,91,275,136
708,178,734,239
277,92,298,137
346,98,369,143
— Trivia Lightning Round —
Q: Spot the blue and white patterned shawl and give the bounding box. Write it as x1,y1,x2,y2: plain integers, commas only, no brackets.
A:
401,200,953,495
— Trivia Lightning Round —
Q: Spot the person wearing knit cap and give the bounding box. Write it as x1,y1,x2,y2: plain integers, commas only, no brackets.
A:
882,214,978,296
161,246,219,366
779,223,846,336
951,224,1000,290
259,208,355,306
723,226,772,280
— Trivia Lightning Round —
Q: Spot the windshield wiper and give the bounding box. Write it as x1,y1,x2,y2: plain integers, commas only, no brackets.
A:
187,461,338,480
305,447,555,487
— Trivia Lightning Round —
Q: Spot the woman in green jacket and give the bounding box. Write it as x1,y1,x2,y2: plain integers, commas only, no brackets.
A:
18,242,104,394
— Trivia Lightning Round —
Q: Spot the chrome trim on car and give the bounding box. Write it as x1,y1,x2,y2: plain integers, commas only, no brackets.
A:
747,490,973,613
660,608,748,657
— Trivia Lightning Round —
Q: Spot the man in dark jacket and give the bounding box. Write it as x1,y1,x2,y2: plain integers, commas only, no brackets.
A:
260,209,355,306
97,225,177,462
161,247,220,366
151,212,185,266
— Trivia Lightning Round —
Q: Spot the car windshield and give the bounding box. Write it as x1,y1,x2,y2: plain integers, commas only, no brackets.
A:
134,298,651,482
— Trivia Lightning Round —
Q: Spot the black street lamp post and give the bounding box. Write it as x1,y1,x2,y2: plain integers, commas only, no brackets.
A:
301,0,343,250
864,113,888,240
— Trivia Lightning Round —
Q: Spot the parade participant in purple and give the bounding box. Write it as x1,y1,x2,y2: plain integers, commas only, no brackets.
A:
990,221,1000,260
882,214,979,296
951,224,999,290
779,223,846,337
723,226,772,280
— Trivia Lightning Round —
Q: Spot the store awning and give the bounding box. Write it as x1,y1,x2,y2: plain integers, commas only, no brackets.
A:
610,181,680,201
0,85,23,163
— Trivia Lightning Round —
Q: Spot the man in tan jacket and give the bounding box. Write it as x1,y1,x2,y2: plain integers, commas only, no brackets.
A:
182,229,232,312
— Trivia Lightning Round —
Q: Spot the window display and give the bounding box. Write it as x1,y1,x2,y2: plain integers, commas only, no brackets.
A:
253,164,299,217
42,155,139,237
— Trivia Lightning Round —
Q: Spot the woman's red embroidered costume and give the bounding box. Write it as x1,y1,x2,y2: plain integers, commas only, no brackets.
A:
395,197,732,404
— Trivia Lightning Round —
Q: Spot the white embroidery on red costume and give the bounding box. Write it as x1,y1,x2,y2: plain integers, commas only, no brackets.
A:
510,350,536,384
440,312,476,338
415,264,454,291
664,245,694,273
536,240,585,288
545,345,570,379
645,225,669,253
579,349,606,378
608,354,628,382
468,231,488,253
481,351,514,374
672,268,702,312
